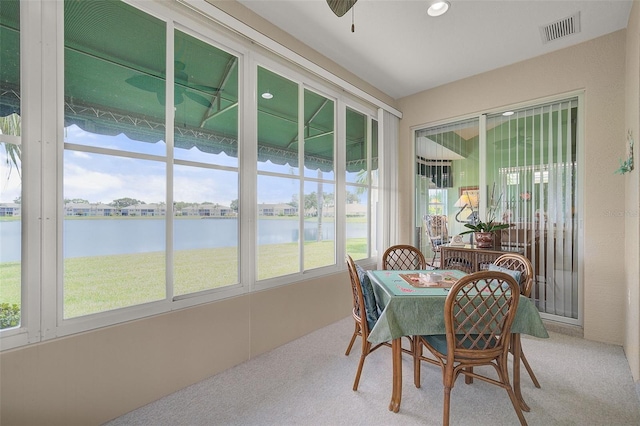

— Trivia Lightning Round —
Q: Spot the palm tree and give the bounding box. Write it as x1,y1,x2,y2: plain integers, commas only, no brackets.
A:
0,114,22,179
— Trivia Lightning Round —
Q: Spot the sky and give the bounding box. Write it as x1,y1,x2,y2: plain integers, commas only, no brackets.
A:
1,125,362,207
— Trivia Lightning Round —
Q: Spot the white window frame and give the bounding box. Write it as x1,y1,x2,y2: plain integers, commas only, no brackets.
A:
1,0,395,351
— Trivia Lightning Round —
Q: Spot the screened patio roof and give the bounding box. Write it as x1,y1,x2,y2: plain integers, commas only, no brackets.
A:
0,0,374,173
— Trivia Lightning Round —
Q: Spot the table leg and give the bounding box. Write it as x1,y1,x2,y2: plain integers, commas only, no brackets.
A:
389,337,402,413
512,333,530,412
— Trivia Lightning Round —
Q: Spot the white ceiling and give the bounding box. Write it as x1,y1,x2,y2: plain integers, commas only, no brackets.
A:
237,0,633,100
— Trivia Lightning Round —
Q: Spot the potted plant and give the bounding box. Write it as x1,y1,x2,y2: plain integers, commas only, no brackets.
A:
459,191,511,248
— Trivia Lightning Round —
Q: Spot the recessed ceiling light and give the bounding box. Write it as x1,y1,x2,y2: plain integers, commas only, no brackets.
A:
502,111,515,116
427,1,450,17
261,91,273,100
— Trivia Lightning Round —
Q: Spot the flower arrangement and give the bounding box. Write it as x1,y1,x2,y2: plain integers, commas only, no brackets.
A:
459,186,511,235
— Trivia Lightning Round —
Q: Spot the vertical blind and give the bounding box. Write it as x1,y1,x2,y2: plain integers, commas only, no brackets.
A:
487,98,579,321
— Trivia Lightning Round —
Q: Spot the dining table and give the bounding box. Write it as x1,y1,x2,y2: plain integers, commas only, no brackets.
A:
367,269,549,413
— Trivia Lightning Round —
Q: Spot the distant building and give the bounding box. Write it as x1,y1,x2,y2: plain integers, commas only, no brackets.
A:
64,203,117,216
323,202,366,217
257,203,297,216
120,203,166,217
196,203,233,217
0,203,21,217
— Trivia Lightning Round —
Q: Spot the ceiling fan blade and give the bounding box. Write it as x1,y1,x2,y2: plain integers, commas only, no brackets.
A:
326,0,357,17
185,91,212,108
125,75,164,93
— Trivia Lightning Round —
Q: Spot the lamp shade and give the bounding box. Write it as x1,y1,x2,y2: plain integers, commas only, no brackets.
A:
454,192,479,208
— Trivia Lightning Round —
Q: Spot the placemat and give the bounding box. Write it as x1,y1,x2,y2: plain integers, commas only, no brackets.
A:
399,272,460,288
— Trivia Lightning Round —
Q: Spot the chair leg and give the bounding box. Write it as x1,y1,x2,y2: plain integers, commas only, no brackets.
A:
443,385,452,426
345,321,360,356
464,367,474,384
521,350,541,388
353,341,370,391
498,357,528,426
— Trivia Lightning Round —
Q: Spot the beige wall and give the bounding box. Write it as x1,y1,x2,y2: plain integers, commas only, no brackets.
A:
397,32,629,346
624,1,640,382
0,273,352,425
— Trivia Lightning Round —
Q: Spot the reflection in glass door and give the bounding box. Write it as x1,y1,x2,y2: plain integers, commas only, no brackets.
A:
487,98,579,322
415,118,480,264
415,97,580,324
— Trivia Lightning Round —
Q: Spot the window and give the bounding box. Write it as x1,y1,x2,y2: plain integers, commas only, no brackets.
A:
303,88,336,271
172,29,240,296
0,0,21,331
256,67,338,279
2,0,388,349
345,107,377,261
63,1,169,317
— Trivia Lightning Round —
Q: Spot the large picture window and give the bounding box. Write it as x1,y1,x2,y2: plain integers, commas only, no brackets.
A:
1,0,386,349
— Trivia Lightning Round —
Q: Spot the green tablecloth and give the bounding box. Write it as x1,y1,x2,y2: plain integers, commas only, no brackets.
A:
367,270,549,345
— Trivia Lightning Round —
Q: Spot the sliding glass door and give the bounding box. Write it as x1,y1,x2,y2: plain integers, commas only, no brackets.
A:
486,98,579,321
415,96,581,324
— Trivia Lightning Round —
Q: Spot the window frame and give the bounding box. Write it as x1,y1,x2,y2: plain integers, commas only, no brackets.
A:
1,0,387,350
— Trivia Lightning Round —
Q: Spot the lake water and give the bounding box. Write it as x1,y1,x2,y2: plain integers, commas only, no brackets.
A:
0,218,366,262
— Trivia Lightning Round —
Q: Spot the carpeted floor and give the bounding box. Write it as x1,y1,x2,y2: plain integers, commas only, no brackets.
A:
105,317,640,425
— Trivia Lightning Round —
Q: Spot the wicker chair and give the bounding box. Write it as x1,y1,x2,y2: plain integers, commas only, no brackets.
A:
344,255,413,390
493,253,540,388
413,271,527,426
425,214,449,267
344,255,392,390
382,244,427,270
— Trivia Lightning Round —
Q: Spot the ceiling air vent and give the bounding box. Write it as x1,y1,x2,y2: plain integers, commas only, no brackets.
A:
540,12,581,44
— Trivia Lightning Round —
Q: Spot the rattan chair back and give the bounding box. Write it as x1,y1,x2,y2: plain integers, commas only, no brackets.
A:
345,254,368,336
494,253,534,297
382,244,427,270
414,270,527,425
445,271,519,358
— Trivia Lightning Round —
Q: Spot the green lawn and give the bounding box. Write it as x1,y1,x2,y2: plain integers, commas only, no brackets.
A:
0,239,367,319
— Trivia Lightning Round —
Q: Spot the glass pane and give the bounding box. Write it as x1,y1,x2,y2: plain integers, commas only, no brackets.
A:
63,0,169,318
64,0,167,156
370,120,379,257
173,166,238,295
303,181,335,270
487,99,579,320
63,151,166,318
303,89,334,179
173,30,239,167
371,119,378,185
0,142,21,330
0,0,21,330
346,185,368,260
345,107,367,184
0,0,20,120
257,67,299,174
257,175,299,279
414,118,480,258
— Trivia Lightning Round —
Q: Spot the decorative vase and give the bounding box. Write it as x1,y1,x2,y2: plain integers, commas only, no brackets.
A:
493,230,503,249
474,231,494,248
